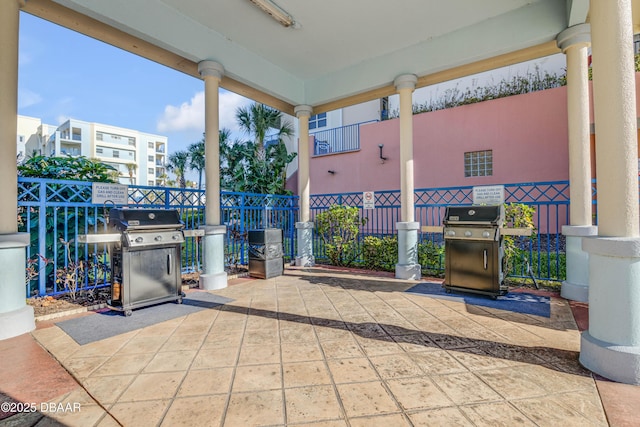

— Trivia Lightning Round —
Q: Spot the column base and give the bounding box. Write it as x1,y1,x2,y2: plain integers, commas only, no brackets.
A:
295,255,315,267
0,305,35,341
561,226,597,302
295,222,314,267
395,263,421,280
199,225,227,290
396,222,420,280
560,280,588,302
580,331,640,385
580,236,640,385
199,272,228,291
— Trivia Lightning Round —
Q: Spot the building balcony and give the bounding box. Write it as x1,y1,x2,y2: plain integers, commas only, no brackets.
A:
311,120,378,156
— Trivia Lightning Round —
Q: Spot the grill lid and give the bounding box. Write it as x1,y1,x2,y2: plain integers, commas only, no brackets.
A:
108,208,184,231
444,205,504,226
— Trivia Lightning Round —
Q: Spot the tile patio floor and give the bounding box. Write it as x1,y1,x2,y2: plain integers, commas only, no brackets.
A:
2,266,639,426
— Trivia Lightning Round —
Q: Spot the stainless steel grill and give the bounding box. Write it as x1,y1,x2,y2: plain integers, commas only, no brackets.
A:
108,208,186,316
443,205,507,298
80,208,187,316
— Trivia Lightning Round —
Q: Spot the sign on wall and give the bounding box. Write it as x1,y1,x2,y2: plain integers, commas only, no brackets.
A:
472,185,505,205
92,183,129,205
363,191,375,209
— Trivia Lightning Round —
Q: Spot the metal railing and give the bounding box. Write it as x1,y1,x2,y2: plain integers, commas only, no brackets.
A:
310,181,570,282
18,177,298,297
18,177,581,295
311,120,378,156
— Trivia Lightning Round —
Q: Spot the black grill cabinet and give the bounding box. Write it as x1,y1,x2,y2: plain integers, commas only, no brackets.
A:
443,205,507,298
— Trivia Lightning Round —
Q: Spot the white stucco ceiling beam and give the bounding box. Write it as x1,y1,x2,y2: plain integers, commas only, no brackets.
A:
566,0,590,27
305,0,566,107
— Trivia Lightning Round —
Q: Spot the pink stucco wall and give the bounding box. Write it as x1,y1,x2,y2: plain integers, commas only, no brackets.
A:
304,86,570,195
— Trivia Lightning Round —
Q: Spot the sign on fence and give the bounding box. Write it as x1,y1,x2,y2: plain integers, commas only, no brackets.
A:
92,183,128,205
363,191,375,209
473,185,505,205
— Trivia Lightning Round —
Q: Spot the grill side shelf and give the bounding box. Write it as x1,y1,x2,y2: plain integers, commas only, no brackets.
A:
76,233,121,244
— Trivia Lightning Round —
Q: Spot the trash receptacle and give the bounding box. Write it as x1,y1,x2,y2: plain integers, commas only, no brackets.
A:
248,228,284,279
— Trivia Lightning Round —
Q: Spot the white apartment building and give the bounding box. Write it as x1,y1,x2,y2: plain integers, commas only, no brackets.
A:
17,115,168,186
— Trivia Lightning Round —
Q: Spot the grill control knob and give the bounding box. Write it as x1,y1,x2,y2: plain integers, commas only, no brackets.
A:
464,231,472,237
155,235,163,242
446,230,455,236
482,231,491,238
172,234,179,240
135,237,143,243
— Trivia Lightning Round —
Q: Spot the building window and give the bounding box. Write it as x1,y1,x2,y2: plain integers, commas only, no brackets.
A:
309,113,327,130
96,148,103,154
148,155,154,162
113,150,119,158
128,137,136,146
72,127,82,141
148,141,155,149
148,168,154,174
464,150,493,177
96,132,103,141
148,180,154,186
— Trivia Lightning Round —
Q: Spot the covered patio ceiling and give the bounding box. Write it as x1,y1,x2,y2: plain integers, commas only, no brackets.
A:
20,0,631,115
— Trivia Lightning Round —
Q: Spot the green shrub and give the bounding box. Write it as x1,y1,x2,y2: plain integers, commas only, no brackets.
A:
503,203,536,277
363,236,397,271
18,155,117,182
315,205,367,266
418,240,445,277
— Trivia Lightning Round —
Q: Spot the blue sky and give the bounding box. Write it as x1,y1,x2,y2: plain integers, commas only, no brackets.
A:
18,12,253,158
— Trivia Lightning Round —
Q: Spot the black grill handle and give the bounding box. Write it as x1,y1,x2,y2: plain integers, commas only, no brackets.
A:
168,254,172,275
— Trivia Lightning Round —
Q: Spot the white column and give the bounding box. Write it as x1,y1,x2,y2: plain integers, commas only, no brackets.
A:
557,24,597,302
0,0,34,340
580,0,640,385
394,74,420,280
294,105,314,267
197,60,227,290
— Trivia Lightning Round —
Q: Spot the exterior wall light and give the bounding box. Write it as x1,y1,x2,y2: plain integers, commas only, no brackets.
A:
378,144,388,161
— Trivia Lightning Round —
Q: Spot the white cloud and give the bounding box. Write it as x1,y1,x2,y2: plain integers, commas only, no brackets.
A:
157,90,252,134
157,92,205,132
219,90,253,133
18,89,42,109
56,114,71,125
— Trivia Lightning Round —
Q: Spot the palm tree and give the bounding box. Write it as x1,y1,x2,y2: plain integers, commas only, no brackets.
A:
232,103,296,194
188,138,205,190
166,151,189,188
157,172,168,187
125,163,137,184
235,103,293,160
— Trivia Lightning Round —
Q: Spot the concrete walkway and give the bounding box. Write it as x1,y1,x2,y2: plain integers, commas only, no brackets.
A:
2,267,639,426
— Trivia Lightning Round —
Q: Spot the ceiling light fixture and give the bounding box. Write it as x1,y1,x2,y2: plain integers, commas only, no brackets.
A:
248,0,296,28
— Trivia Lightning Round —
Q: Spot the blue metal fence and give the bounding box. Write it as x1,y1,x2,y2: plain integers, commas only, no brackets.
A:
310,181,570,282
19,177,573,297
18,178,298,297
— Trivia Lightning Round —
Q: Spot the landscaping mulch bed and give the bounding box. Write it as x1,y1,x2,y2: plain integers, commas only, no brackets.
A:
27,267,249,319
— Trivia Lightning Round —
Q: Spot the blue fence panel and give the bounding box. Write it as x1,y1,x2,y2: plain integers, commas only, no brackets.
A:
18,178,298,297
310,181,570,282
